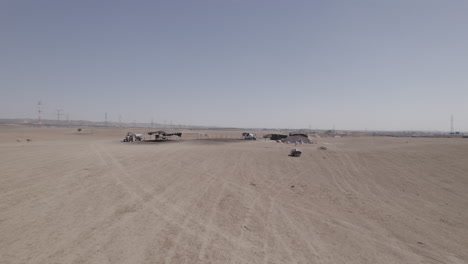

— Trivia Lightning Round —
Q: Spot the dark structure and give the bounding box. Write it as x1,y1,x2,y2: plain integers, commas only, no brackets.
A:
147,131,182,140
289,133,308,137
264,134,288,141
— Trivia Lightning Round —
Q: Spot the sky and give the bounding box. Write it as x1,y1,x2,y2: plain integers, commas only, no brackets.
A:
1,0,467,131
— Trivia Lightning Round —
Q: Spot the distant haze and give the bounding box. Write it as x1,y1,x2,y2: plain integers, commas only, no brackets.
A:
1,1,467,131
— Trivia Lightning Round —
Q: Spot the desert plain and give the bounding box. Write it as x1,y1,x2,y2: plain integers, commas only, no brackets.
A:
0,126,467,264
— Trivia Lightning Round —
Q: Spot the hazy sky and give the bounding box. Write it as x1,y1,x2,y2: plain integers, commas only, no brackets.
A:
1,0,467,131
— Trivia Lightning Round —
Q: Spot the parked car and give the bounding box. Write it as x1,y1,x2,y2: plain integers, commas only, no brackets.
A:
242,132,257,140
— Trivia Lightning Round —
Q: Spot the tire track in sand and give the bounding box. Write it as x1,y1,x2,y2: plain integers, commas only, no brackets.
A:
95,144,283,263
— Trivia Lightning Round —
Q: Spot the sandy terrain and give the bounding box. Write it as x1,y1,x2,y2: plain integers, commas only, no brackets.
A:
1,126,467,264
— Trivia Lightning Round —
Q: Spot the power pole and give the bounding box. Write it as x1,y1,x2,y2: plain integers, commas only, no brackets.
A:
56,109,64,126
37,101,42,127
67,114,69,128
119,115,122,128
105,112,108,127
451,115,454,134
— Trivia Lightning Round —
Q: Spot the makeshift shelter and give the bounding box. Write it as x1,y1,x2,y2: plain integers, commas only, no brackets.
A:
289,133,308,137
269,134,288,141
282,135,311,144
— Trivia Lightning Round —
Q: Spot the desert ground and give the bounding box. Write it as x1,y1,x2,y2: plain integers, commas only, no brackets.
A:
0,125,467,264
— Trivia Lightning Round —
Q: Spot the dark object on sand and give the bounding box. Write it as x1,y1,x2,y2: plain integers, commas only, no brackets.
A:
290,148,302,157
319,146,327,150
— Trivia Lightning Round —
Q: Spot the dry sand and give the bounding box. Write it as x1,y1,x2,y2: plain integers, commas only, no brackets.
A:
1,126,467,264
